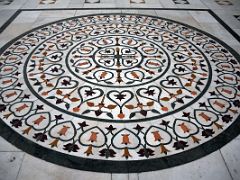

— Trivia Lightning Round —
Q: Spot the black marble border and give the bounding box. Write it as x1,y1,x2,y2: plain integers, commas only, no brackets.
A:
0,10,240,173
0,9,21,33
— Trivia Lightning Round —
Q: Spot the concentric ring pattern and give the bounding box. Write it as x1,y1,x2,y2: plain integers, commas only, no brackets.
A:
0,14,240,173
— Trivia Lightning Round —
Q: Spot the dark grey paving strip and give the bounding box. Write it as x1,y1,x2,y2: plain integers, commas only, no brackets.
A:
0,9,21,34
208,10,240,43
0,9,17,27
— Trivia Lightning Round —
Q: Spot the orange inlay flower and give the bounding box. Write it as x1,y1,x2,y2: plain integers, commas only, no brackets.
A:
152,131,163,141
58,125,70,136
121,134,131,145
89,131,98,142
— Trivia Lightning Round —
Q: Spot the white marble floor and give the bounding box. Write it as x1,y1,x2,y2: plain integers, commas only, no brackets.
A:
0,0,240,180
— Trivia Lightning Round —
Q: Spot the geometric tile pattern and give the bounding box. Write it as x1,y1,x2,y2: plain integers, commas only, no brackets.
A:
0,14,240,173
172,0,189,4
39,0,57,5
0,0,13,5
215,0,233,5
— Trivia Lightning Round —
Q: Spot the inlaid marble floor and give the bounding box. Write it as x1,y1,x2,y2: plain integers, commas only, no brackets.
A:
0,0,240,180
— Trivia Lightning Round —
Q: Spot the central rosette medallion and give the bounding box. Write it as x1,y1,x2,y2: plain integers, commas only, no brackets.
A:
67,36,170,87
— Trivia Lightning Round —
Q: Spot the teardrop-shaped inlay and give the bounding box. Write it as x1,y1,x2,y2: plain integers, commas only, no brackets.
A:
219,73,237,85
25,112,51,130
173,119,199,138
112,128,140,149
1,89,23,103
208,98,231,113
144,126,172,147
10,101,33,117
79,127,107,147
194,109,218,126
216,85,237,99
0,65,18,76
49,121,77,141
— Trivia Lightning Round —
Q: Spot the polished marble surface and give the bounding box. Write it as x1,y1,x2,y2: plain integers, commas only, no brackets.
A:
0,0,240,179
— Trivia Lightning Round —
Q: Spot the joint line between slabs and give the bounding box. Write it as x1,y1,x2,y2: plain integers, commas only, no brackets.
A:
16,153,25,180
219,150,234,180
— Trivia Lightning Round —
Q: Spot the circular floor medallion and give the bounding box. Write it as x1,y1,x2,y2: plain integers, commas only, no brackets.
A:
0,14,240,173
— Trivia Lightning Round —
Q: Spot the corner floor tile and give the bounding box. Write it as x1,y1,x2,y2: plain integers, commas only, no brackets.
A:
129,173,138,180
221,138,240,180
0,137,21,152
0,152,25,180
17,154,111,180
139,151,232,180
112,174,128,180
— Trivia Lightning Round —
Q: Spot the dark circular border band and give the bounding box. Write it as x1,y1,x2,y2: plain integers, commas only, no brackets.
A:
0,13,240,173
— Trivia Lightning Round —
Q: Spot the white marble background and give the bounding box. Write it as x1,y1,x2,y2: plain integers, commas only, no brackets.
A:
0,0,240,179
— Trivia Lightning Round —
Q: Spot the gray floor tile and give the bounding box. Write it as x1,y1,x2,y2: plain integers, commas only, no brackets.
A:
17,154,111,180
0,9,18,27
129,173,138,180
189,11,219,23
221,138,240,180
138,9,157,16
0,152,25,180
112,174,128,180
213,10,240,29
139,151,232,180
233,28,240,36
0,137,21,152
155,10,202,28
176,0,207,9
